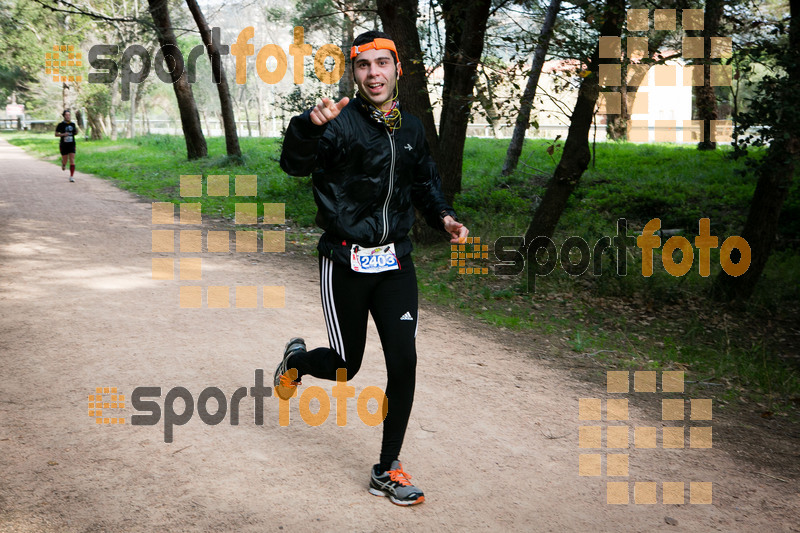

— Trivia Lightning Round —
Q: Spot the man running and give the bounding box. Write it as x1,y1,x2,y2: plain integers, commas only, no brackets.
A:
277,30,468,506
55,110,78,182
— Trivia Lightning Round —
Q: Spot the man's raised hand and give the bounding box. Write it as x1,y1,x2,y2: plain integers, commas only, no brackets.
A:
309,97,350,126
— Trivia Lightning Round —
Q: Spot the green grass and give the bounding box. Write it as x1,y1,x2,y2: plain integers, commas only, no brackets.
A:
5,131,799,413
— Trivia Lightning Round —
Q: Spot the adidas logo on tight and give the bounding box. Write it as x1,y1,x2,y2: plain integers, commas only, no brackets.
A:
400,312,413,321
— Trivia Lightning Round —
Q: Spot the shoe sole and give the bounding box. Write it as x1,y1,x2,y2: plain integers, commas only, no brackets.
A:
274,338,304,400
368,487,425,506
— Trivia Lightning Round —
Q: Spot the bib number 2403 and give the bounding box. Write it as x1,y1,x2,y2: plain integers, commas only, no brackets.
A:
350,243,399,273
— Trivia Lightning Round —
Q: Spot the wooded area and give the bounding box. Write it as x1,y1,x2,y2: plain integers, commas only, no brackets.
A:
1,0,796,304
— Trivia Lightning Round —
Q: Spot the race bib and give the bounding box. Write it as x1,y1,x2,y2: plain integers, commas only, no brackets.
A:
350,243,399,273
64,135,73,143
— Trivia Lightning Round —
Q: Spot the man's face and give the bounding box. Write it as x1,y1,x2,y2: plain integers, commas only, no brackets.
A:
63,112,71,122
353,48,400,110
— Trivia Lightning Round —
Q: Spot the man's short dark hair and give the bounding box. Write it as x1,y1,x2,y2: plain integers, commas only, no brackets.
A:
352,30,398,65
62,110,70,117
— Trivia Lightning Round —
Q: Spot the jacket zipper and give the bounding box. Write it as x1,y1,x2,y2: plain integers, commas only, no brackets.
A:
379,129,396,245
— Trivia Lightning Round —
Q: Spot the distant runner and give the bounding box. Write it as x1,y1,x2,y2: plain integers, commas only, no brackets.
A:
55,110,77,182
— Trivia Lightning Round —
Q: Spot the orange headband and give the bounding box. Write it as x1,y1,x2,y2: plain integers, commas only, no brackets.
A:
350,38,403,76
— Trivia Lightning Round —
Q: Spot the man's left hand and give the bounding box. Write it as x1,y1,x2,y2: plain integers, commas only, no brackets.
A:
443,216,469,244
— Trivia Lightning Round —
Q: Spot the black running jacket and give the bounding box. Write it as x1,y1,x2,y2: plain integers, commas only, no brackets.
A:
280,96,456,264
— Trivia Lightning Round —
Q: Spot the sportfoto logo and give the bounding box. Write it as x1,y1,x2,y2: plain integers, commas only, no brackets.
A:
90,369,387,443
487,218,751,292
87,26,345,100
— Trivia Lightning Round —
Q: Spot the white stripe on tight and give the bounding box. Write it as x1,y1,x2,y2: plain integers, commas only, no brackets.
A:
321,256,346,361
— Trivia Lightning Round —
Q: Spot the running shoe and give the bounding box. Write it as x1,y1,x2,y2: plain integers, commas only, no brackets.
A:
69,177,75,182
274,338,305,400
369,461,425,506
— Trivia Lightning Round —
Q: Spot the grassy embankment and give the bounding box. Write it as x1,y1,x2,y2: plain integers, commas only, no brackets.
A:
5,131,799,414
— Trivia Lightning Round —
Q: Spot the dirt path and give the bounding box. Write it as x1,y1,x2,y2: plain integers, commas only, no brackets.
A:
0,137,797,532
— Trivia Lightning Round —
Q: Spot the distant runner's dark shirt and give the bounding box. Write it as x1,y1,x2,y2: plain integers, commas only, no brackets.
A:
56,121,78,146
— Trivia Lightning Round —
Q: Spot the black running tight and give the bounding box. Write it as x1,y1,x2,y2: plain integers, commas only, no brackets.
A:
289,254,418,471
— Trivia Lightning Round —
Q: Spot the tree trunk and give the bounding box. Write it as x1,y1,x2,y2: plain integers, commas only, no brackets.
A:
693,0,724,150
378,0,446,244
376,0,439,161
88,112,105,140
437,0,493,203
128,85,136,138
185,0,241,159
339,12,355,100
110,77,118,141
502,0,562,175
713,0,799,300
257,83,264,137
242,90,252,137
147,0,207,159
474,69,501,138
522,0,625,245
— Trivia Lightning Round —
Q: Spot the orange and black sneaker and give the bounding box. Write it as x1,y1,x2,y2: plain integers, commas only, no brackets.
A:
369,461,425,506
274,338,305,400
